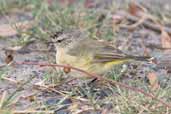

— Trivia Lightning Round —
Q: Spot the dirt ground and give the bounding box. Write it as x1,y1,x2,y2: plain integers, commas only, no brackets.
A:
0,0,171,114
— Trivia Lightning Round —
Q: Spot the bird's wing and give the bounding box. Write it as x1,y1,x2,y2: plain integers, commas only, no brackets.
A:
67,38,127,63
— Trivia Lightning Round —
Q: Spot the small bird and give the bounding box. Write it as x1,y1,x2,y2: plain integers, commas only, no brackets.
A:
51,29,151,75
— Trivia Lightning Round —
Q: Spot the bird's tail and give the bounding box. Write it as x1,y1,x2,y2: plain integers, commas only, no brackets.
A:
127,55,152,61
94,53,152,63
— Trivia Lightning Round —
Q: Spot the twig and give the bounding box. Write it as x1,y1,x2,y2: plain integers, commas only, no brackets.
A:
145,44,171,50
0,91,7,109
121,14,147,30
15,61,171,108
123,13,171,34
13,110,54,114
33,82,66,96
1,77,19,84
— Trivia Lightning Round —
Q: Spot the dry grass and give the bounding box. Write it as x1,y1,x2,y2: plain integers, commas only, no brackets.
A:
0,0,171,114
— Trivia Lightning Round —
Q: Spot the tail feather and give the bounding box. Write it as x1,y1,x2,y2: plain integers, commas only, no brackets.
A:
93,53,152,63
127,56,152,61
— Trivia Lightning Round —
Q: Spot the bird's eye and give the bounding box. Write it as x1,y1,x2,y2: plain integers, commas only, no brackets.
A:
57,39,62,43
50,31,63,39
57,39,65,43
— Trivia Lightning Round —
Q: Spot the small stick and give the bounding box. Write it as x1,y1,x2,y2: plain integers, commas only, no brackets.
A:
123,13,171,34
1,77,19,84
12,110,54,114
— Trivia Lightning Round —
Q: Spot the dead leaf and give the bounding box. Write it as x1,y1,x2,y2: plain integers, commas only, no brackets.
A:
147,72,159,90
128,1,145,17
26,95,36,102
4,49,15,65
160,29,171,49
0,21,34,37
129,1,140,16
5,55,13,64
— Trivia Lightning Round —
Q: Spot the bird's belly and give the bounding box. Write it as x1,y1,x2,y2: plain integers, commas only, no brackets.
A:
57,54,106,74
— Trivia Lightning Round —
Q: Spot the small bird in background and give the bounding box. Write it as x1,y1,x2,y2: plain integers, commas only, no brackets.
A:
51,29,152,75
